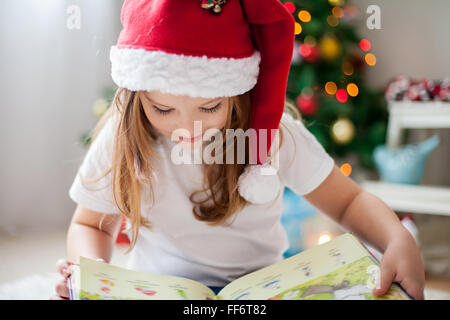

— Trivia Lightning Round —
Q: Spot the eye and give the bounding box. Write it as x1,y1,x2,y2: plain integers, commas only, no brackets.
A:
152,105,173,115
201,103,222,113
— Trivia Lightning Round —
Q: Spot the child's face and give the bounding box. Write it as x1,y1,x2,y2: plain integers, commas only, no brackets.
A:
140,90,230,149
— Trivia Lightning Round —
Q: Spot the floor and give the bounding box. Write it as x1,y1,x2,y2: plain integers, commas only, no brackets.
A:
0,229,129,284
0,229,449,299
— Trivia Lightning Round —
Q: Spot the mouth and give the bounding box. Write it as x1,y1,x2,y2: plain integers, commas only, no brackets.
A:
179,133,203,142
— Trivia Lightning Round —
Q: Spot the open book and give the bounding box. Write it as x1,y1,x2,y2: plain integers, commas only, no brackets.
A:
68,233,413,300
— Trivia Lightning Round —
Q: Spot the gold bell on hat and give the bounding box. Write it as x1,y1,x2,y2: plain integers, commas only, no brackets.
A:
201,0,227,14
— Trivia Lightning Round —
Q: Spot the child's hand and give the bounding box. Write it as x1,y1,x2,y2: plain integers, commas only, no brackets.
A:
50,257,105,300
373,233,425,300
50,258,77,300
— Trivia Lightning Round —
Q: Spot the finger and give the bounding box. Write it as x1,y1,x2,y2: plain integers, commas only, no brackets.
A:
56,259,79,278
400,278,425,300
373,261,396,296
56,259,73,277
56,258,67,273
55,279,70,299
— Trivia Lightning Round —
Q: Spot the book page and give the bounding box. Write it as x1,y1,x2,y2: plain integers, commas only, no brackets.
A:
217,233,409,300
267,256,411,300
72,256,216,300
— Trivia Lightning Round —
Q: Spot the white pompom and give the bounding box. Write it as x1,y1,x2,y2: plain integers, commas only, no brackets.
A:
237,162,281,205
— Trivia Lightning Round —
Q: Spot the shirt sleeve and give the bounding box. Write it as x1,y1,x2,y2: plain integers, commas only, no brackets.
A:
68,115,122,214
276,112,335,196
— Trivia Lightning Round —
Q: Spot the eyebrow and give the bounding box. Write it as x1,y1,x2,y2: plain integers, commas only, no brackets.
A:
145,96,221,109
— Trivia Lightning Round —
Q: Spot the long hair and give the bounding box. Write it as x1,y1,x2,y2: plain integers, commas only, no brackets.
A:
81,88,301,253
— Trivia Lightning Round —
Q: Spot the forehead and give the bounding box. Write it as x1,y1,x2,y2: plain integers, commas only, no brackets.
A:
142,90,223,107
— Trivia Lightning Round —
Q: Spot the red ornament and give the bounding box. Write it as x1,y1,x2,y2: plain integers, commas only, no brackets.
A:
336,89,348,103
299,43,320,63
284,2,296,13
296,94,318,115
359,39,371,51
406,83,421,101
427,80,441,97
385,76,450,101
439,86,449,101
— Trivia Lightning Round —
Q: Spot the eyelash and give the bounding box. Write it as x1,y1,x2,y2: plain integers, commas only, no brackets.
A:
202,103,222,113
152,103,222,115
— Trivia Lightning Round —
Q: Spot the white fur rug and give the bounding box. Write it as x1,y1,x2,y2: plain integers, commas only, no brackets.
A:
0,273,61,300
0,273,449,300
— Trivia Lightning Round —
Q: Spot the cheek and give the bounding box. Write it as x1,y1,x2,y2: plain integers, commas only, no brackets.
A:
205,106,229,129
143,108,174,136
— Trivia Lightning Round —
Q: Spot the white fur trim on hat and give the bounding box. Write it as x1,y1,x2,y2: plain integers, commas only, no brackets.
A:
237,162,282,205
110,46,261,98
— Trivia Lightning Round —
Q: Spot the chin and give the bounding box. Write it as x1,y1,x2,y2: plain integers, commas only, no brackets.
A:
177,140,204,150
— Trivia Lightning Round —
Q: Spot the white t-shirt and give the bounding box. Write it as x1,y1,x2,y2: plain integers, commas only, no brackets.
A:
68,112,334,287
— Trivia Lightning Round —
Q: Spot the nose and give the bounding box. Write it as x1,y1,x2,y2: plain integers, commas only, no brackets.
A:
178,118,203,140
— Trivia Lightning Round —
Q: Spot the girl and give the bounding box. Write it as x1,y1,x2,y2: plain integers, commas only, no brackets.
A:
52,0,424,300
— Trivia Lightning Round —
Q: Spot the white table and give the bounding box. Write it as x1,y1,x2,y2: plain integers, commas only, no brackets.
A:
362,101,450,216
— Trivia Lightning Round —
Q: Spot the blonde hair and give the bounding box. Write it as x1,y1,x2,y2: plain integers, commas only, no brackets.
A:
81,88,301,253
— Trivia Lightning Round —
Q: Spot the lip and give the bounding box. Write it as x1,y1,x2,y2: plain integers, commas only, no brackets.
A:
180,133,203,142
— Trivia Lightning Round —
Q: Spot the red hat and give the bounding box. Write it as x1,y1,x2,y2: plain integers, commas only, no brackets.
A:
110,0,295,204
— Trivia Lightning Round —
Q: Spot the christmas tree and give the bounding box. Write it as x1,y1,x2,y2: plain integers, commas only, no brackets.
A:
283,0,388,169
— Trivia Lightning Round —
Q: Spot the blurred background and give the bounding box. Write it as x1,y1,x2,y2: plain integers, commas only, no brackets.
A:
0,0,449,299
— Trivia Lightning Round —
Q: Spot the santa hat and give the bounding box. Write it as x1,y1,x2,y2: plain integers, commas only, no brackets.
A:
110,0,295,204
